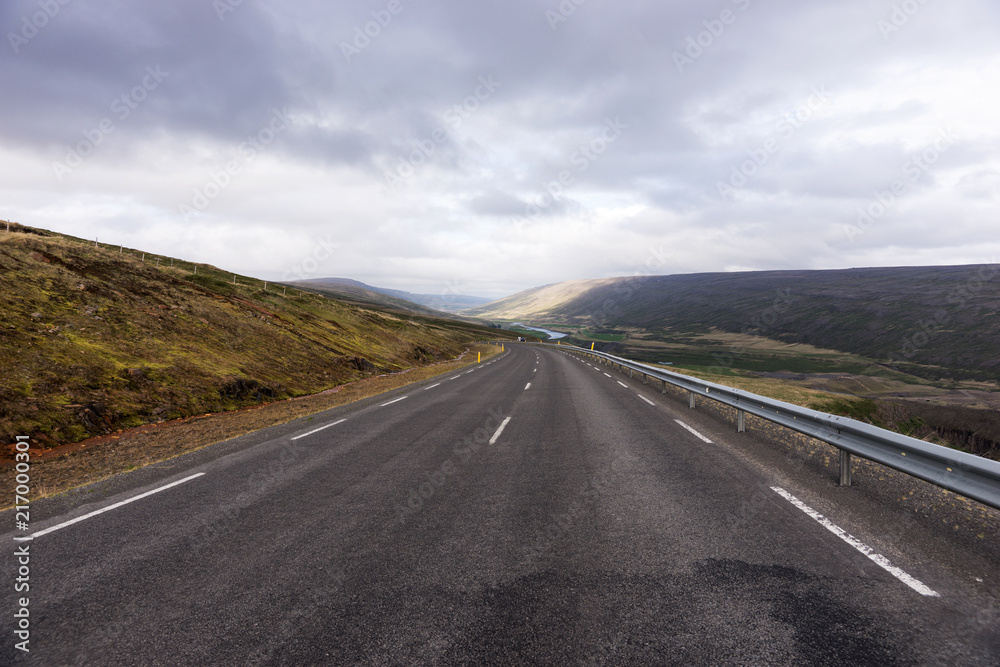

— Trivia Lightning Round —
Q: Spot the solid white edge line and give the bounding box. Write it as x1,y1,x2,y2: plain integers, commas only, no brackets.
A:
380,396,408,407
29,473,207,539
424,383,441,391
674,419,713,443
616,381,628,388
489,416,512,445
638,395,656,406
290,418,347,441
770,486,940,597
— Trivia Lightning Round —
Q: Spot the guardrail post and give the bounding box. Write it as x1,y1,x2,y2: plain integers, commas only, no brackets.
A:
661,379,667,394
688,391,695,409
839,450,852,486
737,409,745,433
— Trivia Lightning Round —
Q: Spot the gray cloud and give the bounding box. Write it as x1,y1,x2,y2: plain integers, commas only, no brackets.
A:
2,0,999,298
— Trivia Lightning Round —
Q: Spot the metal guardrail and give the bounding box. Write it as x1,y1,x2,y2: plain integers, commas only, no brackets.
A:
543,342,1000,511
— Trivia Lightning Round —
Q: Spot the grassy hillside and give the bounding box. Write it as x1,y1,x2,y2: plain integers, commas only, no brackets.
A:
469,266,1000,382
0,223,507,451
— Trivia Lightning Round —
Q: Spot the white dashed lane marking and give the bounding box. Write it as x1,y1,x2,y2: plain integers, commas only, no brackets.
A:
380,396,408,407
674,419,712,443
291,418,347,441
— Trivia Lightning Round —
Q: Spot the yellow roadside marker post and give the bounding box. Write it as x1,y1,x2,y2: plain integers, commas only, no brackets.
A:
478,352,481,363
591,342,595,350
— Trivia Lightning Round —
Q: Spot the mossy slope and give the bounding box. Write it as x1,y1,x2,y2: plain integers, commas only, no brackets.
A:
0,224,499,449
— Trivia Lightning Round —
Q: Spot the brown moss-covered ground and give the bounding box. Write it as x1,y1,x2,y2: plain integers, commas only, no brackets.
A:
0,223,506,450
2,344,501,505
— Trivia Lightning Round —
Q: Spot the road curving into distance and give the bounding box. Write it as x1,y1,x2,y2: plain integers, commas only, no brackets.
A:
3,343,998,665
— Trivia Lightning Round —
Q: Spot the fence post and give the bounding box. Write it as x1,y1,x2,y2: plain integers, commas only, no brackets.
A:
840,450,852,486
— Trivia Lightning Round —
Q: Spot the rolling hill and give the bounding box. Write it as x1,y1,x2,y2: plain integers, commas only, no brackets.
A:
466,266,1000,381
291,277,490,314
0,223,506,450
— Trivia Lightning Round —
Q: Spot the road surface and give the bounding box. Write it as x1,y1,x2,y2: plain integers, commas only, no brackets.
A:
4,343,998,664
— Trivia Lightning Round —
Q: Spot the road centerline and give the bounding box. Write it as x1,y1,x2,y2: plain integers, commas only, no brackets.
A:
380,396,408,407
489,416,512,445
291,418,347,441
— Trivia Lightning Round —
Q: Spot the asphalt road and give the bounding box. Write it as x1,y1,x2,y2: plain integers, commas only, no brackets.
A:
3,344,998,665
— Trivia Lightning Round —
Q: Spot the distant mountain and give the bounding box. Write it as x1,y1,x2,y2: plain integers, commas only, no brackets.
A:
290,277,491,314
465,265,1000,380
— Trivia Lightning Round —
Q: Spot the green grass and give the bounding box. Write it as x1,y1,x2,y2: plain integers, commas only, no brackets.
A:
582,332,626,342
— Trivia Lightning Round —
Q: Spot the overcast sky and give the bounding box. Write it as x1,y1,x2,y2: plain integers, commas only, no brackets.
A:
3,0,998,298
